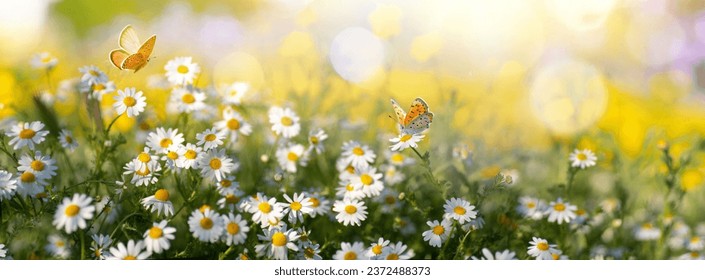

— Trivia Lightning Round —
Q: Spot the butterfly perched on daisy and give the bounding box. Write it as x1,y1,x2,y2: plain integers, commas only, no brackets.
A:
109,25,156,72
390,97,434,134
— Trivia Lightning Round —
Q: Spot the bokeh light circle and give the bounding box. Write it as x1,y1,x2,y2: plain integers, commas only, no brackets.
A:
625,13,685,67
329,27,385,84
529,59,608,135
547,0,616,31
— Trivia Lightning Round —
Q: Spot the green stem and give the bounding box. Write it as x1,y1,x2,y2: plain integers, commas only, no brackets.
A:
219,245,236,260
454,226,473,259
80,230,86,260
104,115,122,135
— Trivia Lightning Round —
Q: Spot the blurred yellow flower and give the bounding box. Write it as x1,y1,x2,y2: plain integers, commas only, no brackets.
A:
410,32,443,63
368,4,402,39
681,169,703,192
279,31,315,58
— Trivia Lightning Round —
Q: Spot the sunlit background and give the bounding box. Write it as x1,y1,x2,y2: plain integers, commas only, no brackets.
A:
2,0,705,154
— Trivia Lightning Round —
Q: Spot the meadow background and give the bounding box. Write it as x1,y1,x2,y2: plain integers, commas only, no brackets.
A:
1,0,705,260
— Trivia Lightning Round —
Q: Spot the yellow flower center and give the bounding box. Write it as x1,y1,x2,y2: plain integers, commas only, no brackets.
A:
221,179,232,187
527,202,536,209
280,116,293,126
345,205,357,214
200,217,214,229
577,153,587,161
167,151,179,160
352,147,364,156
642,223,653,229
154,189,169,201
149,226,163,239
135,167,151,176
310,136,319,144
19,129,36,139
304,247,315,259
272,232,287,247
432,225,445,235
185,150,197,159
65,136,74,144
177,65,189,74
41,56,52,63
227,118,241,130
138,152,151,163
92,83,106,91
691,252,700,258
64,204,80,217
209,158,222,169
454,206,466,215
182,93,195,104
344,251,357,260
30,160,45,171
227,222,240,235
309,197,320,207
391,153,404,163
199,204,212,213
691,237,701,243
258,202,272,213
205,134,217,142
123,96,137,107
360,174,373,185
576,209,586,216
552,253,560,260
554,203,566,211
123,255,137,260
345,165,355,174
345,184,354,191
386,253,399,260
290,201,302,211
372,245,383,255
400,134,412,142
225,194,239,204
537,242,549,251
89,70,99,76
56,241,65,247
287,152,299,162
20,171,35,183
160,138,173,148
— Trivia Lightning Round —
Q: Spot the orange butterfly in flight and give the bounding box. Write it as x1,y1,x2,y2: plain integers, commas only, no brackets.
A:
390,97,434,135
109,25,156,72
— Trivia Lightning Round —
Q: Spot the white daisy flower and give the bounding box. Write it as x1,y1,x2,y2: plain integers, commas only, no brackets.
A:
276,144,308,173
6,121,49,150
170,86,207,113
350,166,384,197
297,242,322,260
216,177,244,211
382,165,405,185
164,56,201,85
95,196,120,224
462,216,485,232
255,226,300,260
305,192,330,218
196,127,225,151
634,222,661,241
198,148,237,182
422,219,452,248
219,82,249,105
175,143,202,170
79,65,108,85
248,194,285,226
147,127,185,154
143,220,176,254
0,170,17,201
333,242,366,260
335,181,366,200
471,248,517,260
141,188,174,217
161,144,183,171
16,170,47,197
58,129,78,151
678,251,705,260
113,87,147,118
123,159,161,187
280,193,314,224
268,106,301,138
389,133,424,151
527,237,560,260
108,240,151,260
387,151,415,166
30,52,58,70
215,107,252,143
45,234,71,258
517,196,546,220
332,199,368,226
132,147,158,173
687,236,705,251
0,243,7,258
307,128,328,154
381,241,415,260
188,208,224,243
52,193,96,234
79,79,115,101
90,234,112,260
569,148,597,169
545,198,577,224
336,158,358,182
222,213,250,246
375,188,401,214
341,141,376,169
367,237,390,260
443,197,477,224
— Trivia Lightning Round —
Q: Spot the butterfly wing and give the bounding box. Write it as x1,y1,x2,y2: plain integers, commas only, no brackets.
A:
403,97,429,126
390,98,407,125
109,49,130,70
121,53,147,72
138,35,156,59
402,112,433,135
119,25,141,54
